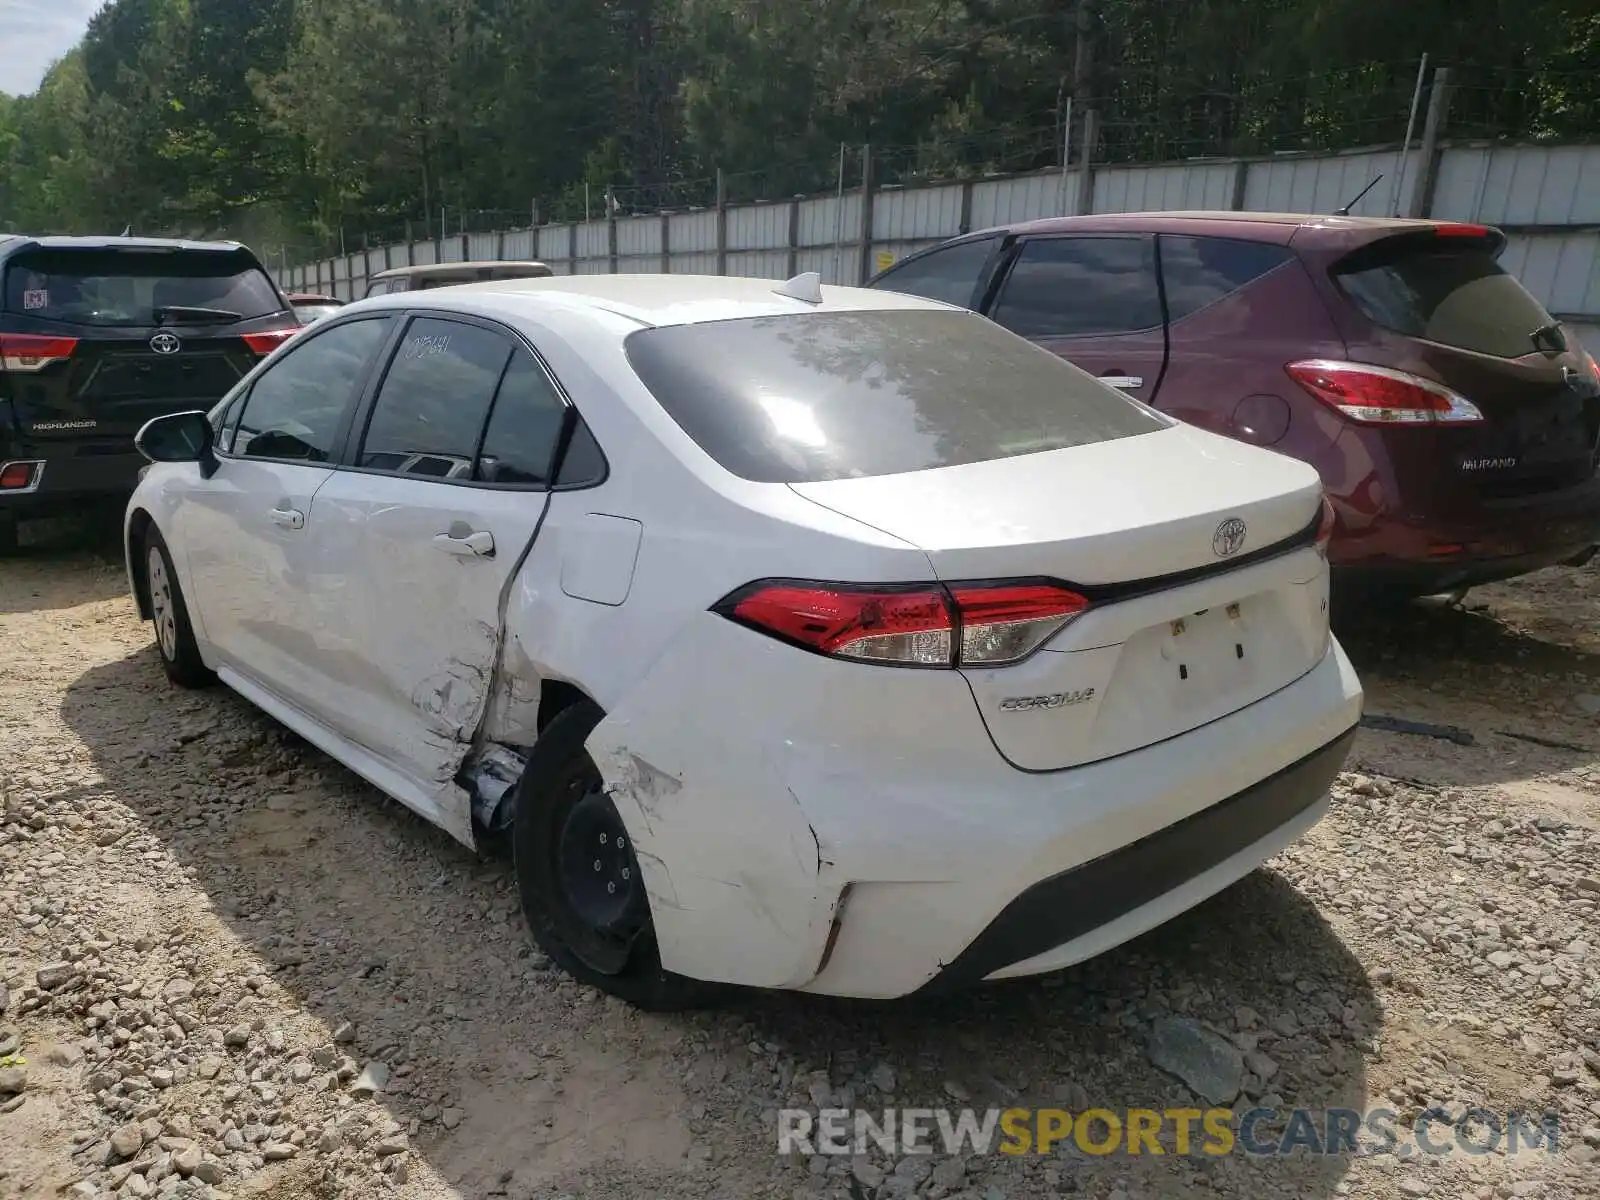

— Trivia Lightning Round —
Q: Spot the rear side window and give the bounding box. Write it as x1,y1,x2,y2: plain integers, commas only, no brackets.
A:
476,352,571,485
2,249,284,327
990,237,1162,339
625,308,1168,484
1159,236,1295,322
1333,241,1555,359
357,318,512,478
870,237,998,309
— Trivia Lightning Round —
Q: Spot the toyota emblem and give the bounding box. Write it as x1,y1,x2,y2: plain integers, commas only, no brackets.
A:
149,332,182,355
1212,517,1247,558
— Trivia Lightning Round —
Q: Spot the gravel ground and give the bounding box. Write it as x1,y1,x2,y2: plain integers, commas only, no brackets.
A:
2,525,1598,1200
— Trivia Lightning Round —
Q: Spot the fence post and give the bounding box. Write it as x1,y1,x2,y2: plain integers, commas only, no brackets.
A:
1074,111,1099,216
787,197,800,277
958,180,974,235
568,222,578,274
1412,68,1453,219
858,144,875,285
1229,159,1250,211
661,211,671,273
715,169,727,276
496,229,505,260
606,186,619,273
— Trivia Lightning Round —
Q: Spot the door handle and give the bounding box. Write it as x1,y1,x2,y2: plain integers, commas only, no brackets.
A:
433,529,495,558
1100,374,1144,390
268,506,305,530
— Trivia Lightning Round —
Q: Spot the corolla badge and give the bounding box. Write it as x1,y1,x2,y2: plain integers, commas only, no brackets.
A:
149,332,182,355
1212,517,1247,558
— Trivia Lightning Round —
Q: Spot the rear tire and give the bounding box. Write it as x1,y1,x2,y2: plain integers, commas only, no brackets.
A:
513,699,720,1011
142,527,215,688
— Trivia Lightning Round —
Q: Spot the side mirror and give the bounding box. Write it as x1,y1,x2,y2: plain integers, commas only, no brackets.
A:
134,411,218,479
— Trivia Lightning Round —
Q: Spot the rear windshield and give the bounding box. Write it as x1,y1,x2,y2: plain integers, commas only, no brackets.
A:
624,308,1168,484
2,249,284,328
1333,241,1557,359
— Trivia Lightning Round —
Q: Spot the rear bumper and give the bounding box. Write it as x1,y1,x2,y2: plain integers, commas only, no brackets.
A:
915,725,1355,993
1329,473,1600,595
0,443,145,518
591,612,1364,999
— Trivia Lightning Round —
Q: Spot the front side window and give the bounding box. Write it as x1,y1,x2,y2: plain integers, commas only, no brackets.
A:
356,317,512,478
231,317,394,461
869,237,998,309
989,236,1162,339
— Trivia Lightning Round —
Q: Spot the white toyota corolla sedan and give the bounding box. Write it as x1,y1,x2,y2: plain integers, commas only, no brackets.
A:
124,272,1363,1008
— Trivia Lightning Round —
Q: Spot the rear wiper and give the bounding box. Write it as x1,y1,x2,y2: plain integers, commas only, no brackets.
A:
1529,322,1567,353
154,305,244,325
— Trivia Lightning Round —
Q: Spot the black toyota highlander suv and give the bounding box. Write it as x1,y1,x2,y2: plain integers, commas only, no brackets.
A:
0,235,301,551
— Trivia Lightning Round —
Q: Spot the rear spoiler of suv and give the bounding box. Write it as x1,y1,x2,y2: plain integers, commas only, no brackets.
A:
1321,221,1508,275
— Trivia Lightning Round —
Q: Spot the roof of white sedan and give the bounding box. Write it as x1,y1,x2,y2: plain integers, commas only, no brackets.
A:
366,272,957,329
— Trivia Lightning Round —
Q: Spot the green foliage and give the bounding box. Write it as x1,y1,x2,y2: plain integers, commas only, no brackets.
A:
0,0,1595,255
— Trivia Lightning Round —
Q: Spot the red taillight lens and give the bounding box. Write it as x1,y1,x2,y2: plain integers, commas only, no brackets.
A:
0,461,40,489
0,333,78,372
1314,496,1336,558
1584,351,1600,384
1432,222,1492,238
1286,360,1484,426
241,327,300,355
718,580,1089,668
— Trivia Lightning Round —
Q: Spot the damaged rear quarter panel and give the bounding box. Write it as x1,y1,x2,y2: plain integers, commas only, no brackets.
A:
586,621,834,990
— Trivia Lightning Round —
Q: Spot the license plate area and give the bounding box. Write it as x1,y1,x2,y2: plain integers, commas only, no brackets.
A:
1163,602,1256,708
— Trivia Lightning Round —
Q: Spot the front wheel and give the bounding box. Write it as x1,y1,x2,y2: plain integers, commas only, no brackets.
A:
512,699,719,1011
143,527,215,688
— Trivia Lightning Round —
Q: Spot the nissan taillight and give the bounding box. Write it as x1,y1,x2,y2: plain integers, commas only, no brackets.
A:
1286,360,1484,426
0,333,78,372
715,580,1090,668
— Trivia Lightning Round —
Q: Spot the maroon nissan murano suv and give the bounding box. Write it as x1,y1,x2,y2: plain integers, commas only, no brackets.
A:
867,212,1600,598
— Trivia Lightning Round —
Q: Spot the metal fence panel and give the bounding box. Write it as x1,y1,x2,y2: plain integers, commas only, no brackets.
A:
673,251,719,276
575,222,608,258
617,254,661,274
468,233,498,260
1500,232,1600,317
970,172,1069,228
727,202,789,252
1433,144,1600,226
798,195,859,248
617,216,662,256
725,249,788,278
873,184,964,242
1096,162,1236,213
413,241,437,265
1242,149,1415,217
537,226,571,260
668,210,718,253
502,229,535,260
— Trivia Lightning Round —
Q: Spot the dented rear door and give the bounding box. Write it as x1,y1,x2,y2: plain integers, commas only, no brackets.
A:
308,321,566,786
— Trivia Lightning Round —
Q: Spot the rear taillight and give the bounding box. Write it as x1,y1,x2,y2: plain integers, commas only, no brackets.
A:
1314,496,1336,558
1286,360,1484,426
1583,350,1600,385
1432,222,1492,239
716,579,1089,668
0,461,42,489
0,333,78,372
241,327,300,355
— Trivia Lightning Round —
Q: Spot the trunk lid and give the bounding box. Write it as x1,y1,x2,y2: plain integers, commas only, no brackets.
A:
1308,225,1600,499
791,424,1334,770
1,244,294,443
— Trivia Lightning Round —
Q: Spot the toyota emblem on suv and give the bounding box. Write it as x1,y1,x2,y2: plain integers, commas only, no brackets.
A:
149,332,182,355
1212,517,1247,558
